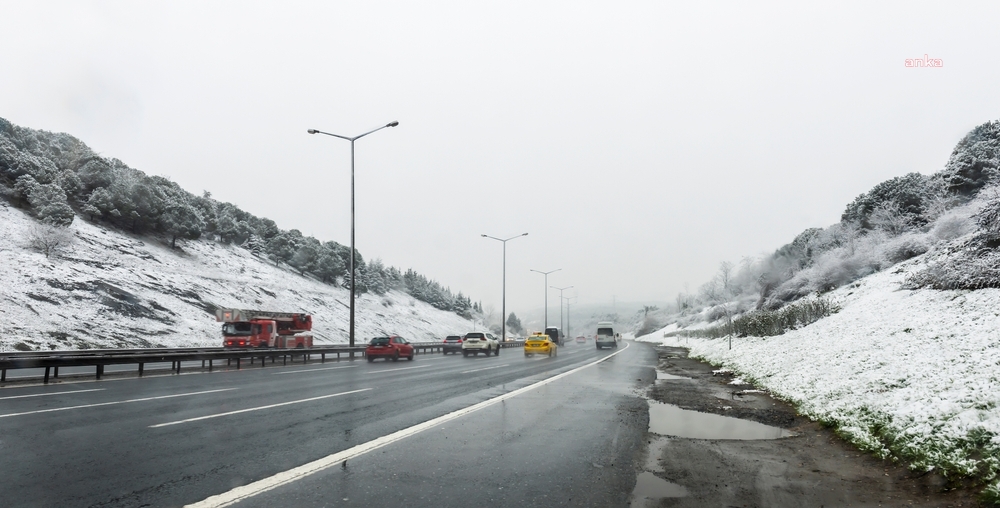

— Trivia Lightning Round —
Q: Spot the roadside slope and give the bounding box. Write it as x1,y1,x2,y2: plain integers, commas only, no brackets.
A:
638,247,1000,500
0,202,473,351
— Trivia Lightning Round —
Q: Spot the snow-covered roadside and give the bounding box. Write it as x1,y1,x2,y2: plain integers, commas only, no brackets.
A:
637,250,1000,499
0,203,474,351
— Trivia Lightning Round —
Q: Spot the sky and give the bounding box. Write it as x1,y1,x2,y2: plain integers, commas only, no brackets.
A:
3,0,1000,321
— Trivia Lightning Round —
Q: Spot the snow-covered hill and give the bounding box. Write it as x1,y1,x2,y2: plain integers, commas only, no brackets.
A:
0,202,474,351
638,246,1000,500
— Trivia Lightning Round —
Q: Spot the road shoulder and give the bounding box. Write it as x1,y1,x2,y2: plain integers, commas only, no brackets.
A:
643,345,980,507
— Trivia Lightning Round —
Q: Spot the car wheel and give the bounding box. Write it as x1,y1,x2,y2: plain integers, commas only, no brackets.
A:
463,351,469,357
367,356,374,362
393,351,400,362
495,345,500,356
484,347,491,357
408,351,414,361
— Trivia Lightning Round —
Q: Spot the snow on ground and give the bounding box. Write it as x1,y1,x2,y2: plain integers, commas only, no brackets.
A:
0,203,474,351
638,249,1000,497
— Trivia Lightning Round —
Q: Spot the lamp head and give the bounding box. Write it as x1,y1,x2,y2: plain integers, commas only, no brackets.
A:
387,121,399,127
481,234,487,237
307,129,318,134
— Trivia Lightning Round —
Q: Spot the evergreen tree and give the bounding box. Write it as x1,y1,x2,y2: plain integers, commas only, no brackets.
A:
30,183,75,226
159,197,205,248
505,312,523,335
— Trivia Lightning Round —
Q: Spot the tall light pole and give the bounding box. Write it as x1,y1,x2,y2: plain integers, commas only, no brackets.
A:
530,268,561,329
307,121,398,350
551,285,573,336
482,233,528,342
565,296,577,339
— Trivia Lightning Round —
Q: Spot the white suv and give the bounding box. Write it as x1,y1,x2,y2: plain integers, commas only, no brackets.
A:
461,332,500,357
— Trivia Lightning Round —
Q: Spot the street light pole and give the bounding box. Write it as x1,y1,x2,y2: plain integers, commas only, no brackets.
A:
551,285,573,336
530,268,561,329
307,121,398,351
481,233,528,341
565,296,577,339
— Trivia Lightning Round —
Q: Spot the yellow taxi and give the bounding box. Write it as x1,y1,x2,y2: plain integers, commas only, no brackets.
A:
524,332,557,357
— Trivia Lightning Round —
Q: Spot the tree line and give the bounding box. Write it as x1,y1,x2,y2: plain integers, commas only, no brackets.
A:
0,117,477,318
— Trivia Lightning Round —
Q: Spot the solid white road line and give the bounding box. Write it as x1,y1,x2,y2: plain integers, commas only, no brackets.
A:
272,365,357,375
363,364,430,374
0,388,105,400
150,388,373,428
0,388,237,418
460,364,509,374
185,342,631,508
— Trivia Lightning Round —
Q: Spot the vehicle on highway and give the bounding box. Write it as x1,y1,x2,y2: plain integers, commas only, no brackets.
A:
595,321,617,350
217,308,314,348
524,332,557,357
366,335,415,362
544,326,564,346
461,332,500,357
575,335,586,344
442,335,464,354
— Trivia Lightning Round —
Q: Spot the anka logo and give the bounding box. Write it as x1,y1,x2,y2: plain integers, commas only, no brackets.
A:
905,54,944,68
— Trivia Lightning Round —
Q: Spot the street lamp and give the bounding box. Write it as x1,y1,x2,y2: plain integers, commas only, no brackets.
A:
529,268,561,329
482,233,528,341
308,121,399,350
551,285,573,336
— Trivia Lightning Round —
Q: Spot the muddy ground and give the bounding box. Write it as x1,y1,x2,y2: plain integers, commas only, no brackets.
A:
641,345,982,507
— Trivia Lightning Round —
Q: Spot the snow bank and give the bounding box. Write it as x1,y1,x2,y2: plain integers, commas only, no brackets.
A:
638,249,1000,498
0,203,474,351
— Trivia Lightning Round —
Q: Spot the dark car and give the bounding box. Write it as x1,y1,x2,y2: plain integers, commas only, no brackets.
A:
366,335,414,362
442,335,463,354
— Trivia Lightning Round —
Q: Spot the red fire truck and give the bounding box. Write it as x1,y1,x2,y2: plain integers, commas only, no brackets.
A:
216,309,314,348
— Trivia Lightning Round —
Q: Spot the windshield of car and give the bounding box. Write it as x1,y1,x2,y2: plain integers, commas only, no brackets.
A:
370,337,391,346
597,328,614,336
221,322,253,336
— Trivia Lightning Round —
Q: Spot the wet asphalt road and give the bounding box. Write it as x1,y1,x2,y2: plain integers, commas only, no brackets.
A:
0,341,656,508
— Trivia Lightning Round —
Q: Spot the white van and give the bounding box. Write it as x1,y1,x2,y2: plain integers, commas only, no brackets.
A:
595,321,617,350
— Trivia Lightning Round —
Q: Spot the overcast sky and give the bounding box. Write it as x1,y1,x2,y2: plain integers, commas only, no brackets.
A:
3,1,1000,319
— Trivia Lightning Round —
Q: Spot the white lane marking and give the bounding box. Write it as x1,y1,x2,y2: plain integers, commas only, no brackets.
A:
0,388,105,400
273,365,357,375
460,364,509,374
363,364,429,374
0,388,238,418
150,388,373,428
185,342,631,508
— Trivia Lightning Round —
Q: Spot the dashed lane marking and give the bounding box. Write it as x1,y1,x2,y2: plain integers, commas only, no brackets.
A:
272,365,357,375
185,342,631,507
0,388,237,418
460,364,509,374
0,388,105,400
149,388,372,428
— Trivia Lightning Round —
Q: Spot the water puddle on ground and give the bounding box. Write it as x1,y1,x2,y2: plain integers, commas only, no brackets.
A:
631,472,689,506
656,370,690,381
647,400,795,440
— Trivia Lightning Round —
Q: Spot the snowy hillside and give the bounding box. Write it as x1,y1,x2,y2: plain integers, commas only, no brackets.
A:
638,246,1000,499
0,202,474,351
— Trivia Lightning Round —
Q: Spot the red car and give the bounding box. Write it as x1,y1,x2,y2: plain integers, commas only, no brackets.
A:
366,335,414,362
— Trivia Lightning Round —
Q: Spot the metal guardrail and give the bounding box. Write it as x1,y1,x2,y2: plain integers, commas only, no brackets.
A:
0,340,526,384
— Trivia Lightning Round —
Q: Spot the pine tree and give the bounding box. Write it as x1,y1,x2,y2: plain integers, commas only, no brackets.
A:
30,183,75,226
159,197,205,248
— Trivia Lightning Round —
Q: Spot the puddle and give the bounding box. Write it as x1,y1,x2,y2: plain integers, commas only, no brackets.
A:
647,400,795,440
656,370,690,381
631,471,688,506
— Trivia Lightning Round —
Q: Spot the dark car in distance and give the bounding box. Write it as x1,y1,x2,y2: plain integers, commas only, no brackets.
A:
442,335,463,354
366,335,414,362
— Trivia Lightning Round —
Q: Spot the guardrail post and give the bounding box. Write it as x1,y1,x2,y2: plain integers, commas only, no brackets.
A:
260,356,265,368
96,365,103,380
283,355,287,366
321,353,325,364
139,362,144,376
176,361,181,374
236,357,241,370
44,367,50,384
208,359,213,371
1,369,5,382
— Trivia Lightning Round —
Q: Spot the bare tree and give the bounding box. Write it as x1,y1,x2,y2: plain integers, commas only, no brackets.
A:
29,224,74,258
869,202,914,236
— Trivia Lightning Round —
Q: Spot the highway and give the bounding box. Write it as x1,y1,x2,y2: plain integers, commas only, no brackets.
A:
0,340,657,508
